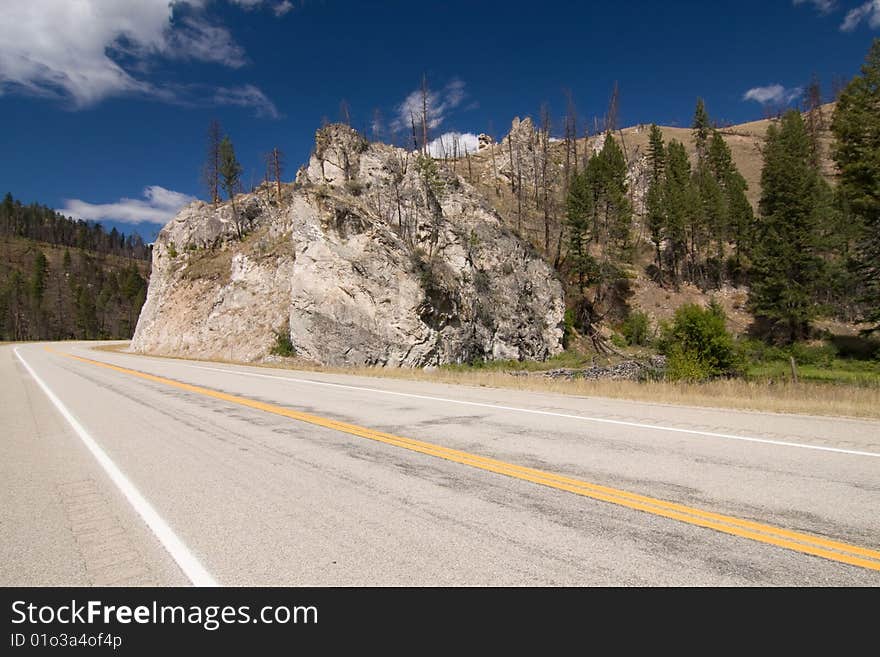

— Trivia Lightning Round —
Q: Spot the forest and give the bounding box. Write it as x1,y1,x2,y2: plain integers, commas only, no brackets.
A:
0,194,150,341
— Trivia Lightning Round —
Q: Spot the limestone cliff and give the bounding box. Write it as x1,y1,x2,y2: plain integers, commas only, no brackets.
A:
131,124,565,366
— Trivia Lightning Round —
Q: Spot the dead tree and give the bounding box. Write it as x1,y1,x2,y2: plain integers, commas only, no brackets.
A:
606,81,620,133
203,119,222,206
488,121,500,196
420,74,429,156
371,108,384,143
267,147,285,203
339,99,351,126
540,103,552,254
563,89,578,191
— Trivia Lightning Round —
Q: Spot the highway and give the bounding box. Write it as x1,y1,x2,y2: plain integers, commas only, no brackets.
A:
2,341,879,586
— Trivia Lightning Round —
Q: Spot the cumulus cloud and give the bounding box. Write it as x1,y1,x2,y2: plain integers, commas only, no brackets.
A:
426,132,480,158
841,0,880,30
743,84,804,105
0,0,277,115
60,186,196,226
793,0,837,14
390,79,468,133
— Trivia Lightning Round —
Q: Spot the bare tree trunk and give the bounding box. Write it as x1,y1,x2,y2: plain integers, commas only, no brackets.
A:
272,147,284,203
489,122,499,196
420,74,429,156
540,103,552,254
204,120,222,206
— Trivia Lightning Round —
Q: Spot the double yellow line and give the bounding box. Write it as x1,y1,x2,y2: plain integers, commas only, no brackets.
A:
54,347,880,573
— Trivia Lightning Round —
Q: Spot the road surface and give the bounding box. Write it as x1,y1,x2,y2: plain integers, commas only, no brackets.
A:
2,341,879,586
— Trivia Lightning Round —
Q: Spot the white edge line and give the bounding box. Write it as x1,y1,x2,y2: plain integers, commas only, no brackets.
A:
184,363,880,459
15,347,218,587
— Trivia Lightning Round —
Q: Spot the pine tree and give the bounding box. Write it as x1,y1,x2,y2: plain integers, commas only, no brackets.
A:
588,133,632,256
697,163,726,278
565,170,595,294
692,98,711,161
219,136,244,237
662,140,695,282
30,251,48,305
749,111,822,342
647,124,666,181
831,38,880,330
646,125,666,274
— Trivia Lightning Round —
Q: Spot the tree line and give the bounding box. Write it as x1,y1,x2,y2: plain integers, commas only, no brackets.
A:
0,192,151,261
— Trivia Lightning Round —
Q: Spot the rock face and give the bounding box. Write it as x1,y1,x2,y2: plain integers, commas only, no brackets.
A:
132,124,565,366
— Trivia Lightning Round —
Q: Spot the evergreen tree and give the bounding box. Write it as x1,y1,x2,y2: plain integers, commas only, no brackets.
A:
697,162,726,274
565,170,595,294
749,111,822,342
30,251,48,305
647,124,666,181
646,125,666,274
662,140,695,282
585,134,632,257
692,98,712,161
219,136,244,237
831,38,880,330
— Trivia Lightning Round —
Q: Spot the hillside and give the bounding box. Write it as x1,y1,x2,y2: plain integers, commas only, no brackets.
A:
461,103,836,247
0,194,150,341
444,103,845,335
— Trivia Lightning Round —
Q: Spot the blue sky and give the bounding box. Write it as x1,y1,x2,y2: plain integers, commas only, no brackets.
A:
1,0,878,242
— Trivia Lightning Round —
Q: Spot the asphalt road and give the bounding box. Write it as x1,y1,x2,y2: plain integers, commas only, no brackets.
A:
2,341,879,586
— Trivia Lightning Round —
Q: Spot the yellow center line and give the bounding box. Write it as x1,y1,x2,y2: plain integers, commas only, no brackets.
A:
50,346,880,572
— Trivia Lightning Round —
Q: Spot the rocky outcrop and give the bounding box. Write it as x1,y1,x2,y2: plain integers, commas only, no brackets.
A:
131,124,565,366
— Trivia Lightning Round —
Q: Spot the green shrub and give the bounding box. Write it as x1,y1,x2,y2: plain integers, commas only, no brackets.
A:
737,338,787,363
665,348,712,382
788,342,836,366
270,330,295,357
167,242,178,258
658,302,739,380
415,154,445,197
610,333,627,349
621,311,651,346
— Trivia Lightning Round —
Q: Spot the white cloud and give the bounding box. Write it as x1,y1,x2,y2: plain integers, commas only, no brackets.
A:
166,16,247,68
228,0,296,15
841,0,880,30
426,132,480,158
793,0,837,14
0,0,277,115
273,1,295,17
60,186,196,226
390,79,468,133
742,84,804,105
213,84,280,119
0,1,170,107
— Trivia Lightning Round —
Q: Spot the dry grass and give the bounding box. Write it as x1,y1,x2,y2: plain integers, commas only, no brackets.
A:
96,342,880,421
